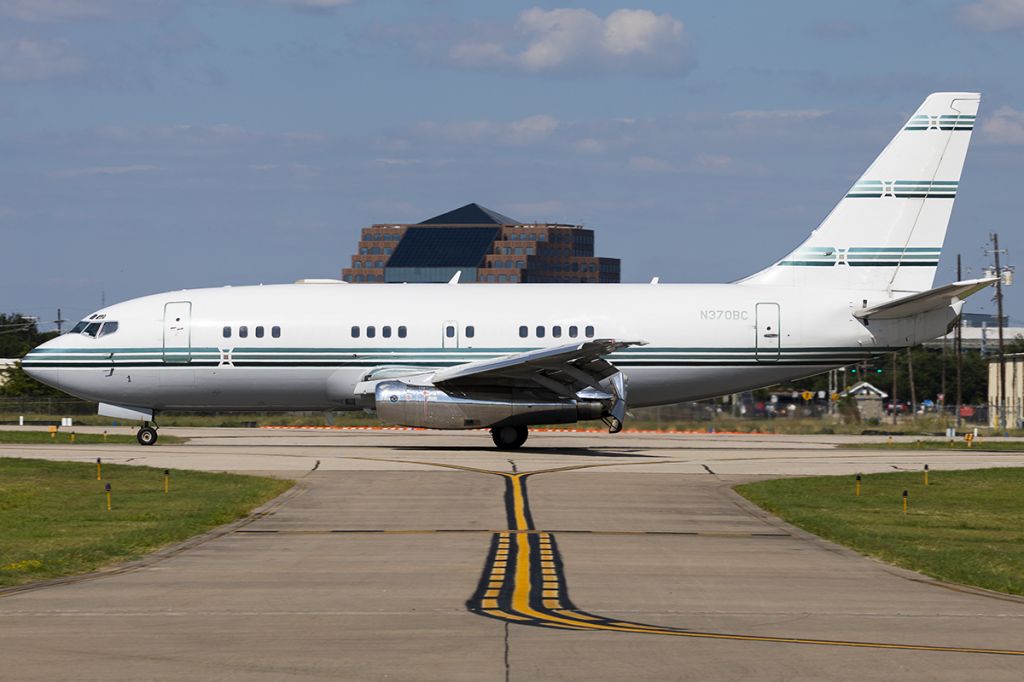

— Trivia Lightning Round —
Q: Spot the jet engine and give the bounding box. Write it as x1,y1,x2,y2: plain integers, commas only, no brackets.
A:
374,380,605,429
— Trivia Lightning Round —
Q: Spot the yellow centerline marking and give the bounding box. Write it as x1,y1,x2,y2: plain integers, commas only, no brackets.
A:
370,456,1024,656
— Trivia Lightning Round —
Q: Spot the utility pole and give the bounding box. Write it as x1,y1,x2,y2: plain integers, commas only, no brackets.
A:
907,347,917,417
988,233,1011,435
955,255,963,428
891,351,898,425
53,308,66,334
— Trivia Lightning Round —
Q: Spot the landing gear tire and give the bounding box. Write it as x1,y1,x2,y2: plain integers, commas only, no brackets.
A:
491,425,528,450
137,426,158,446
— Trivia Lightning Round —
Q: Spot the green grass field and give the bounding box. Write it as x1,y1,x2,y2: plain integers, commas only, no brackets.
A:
736,468,1024,595
845,439,1024,452
0,430,184,445
0,457,292,588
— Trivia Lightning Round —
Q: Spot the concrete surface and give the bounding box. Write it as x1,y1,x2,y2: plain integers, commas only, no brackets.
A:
1,428,1023,680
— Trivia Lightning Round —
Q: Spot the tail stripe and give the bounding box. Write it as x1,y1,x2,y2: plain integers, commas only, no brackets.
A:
847,180,957,199
904,114,975,131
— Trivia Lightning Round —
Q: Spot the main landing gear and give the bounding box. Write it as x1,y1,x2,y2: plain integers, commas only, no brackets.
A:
490,424,528,450
137,422,158,446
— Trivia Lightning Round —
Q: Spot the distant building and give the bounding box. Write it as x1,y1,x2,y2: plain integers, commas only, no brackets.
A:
988,353,1024,428
841,381,888,421
962,312,1009,328
341,203,621,284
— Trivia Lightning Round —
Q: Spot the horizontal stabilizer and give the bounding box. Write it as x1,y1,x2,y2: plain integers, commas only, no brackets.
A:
854,278,996,320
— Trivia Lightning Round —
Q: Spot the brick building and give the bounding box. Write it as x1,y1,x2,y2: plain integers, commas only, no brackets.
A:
341,203,620,284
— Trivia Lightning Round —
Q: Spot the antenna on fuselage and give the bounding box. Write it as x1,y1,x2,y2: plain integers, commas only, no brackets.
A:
448,271,462,285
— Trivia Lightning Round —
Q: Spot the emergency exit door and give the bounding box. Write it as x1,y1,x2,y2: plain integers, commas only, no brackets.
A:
163,301,192,364
755,303,780,362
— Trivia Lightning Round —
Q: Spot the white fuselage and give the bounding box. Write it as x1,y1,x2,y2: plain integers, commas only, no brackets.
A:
24,281,936,415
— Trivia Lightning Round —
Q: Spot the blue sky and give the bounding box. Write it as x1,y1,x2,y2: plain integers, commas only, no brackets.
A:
2,0,1024,326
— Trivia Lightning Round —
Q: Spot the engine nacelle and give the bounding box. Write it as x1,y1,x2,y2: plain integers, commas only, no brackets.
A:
374,381,605,430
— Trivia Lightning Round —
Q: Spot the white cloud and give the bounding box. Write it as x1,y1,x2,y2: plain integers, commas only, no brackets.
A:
0,0,165,22
268,0,354,10
574,137,610,154
51,164,160,179
627,155,674,172
444,8,692,75
728,109,830,121
413,114,559,146
957,0,1024,31
980,105,1024,144
0,39,87,82
694,153,733,170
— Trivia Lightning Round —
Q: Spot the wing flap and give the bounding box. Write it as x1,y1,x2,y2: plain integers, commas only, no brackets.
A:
432,339,646,393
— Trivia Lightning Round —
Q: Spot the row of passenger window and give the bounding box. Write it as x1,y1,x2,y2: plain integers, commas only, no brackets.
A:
519,324,595,339
351,325,407,339
223,325,281,339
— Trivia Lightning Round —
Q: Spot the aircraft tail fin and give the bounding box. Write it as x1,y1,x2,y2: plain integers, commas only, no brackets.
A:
743,92,980,294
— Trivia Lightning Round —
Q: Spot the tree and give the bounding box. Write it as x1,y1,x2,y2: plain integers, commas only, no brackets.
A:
0,313,62,397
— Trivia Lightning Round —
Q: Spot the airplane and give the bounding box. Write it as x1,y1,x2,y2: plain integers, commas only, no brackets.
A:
23,92,992,449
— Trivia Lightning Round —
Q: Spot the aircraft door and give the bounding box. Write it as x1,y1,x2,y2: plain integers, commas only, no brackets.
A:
163,301,192,364
755,303,780,362
442,320,459,349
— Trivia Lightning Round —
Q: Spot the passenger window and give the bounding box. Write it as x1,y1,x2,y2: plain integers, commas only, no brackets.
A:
383,326,392,338
536,326,545,338
465,325,475,338
519,325,528,338
552,325,561,338
223,326,231,338
398,326,407,338
569,325,578,338
351,326,360,338
239,326,248,338
255,326,264,338
367,326,376,338
271,326,281,338
585,325,595,338
445,325,455,338
97,321,119,338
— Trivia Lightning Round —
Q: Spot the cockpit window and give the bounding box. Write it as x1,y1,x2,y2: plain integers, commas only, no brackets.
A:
83,322,102,338
70,321,88,334
97,321,119,338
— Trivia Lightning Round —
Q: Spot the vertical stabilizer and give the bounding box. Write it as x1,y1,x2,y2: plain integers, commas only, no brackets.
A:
743,92,980,293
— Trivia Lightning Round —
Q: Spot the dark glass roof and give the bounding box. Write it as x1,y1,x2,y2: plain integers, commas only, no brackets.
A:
386,226,500,268
418,203,518,226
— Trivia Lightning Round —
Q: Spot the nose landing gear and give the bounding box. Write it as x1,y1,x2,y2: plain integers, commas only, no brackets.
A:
137,422,158,446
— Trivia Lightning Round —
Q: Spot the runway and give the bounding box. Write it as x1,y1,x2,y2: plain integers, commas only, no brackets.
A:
2,429,1024,680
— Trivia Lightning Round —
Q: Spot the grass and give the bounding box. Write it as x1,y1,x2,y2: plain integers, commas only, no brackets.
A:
0,457,292,588
736,468,1024,596
844,440,1024,451
0,430,185,445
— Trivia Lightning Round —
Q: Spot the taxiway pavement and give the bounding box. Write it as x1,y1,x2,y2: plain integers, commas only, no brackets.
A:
2,429,1023,680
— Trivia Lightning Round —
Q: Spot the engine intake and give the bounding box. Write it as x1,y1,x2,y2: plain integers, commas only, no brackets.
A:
374,381,605,429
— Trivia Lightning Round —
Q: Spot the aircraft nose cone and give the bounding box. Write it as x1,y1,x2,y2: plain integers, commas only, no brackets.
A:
21,346,61,389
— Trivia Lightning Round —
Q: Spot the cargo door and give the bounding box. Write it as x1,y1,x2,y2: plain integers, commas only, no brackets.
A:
163,301,192,364
755,302,780,362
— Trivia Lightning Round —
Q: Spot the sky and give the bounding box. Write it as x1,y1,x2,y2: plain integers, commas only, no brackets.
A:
2,0,1024,328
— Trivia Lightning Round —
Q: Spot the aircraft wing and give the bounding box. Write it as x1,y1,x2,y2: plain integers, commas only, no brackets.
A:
432,339,646,397
855,278,996,320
